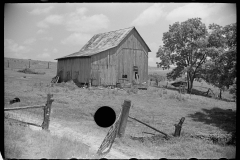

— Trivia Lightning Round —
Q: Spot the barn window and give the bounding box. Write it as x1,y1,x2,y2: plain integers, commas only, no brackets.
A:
122,75,127,78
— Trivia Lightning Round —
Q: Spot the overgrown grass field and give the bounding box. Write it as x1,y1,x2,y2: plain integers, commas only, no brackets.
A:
4,118,93,159
4,57,236,159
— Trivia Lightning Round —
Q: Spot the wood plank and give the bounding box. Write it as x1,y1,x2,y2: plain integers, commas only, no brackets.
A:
4,104,45,111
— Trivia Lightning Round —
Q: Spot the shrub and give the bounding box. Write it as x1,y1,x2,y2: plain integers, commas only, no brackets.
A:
55,82,66,88
127,86,138,94
17,68,45,75
66,80,78,91
168,92,186,101
229,84,236,99
163,89,168,94
158,91,163,97
148,74,166,86
55,80,78,91
54,88,60,93
151,88,159,93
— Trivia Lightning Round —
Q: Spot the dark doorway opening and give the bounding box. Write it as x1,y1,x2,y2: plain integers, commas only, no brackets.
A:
135,71,139,80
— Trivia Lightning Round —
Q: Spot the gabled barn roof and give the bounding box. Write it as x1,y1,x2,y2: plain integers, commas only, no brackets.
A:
56,26,151,60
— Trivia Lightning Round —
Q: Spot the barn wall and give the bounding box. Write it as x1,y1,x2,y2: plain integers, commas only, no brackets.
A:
90,49,117,86
57,60,64,82
72,57,91,83
113,29,148,84
89,29,149,86
57,57,91,83
57,28,149,86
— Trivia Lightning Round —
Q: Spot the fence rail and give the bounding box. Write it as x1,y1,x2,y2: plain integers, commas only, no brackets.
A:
6,117,42,128
97,99,186,156
4,105,45,111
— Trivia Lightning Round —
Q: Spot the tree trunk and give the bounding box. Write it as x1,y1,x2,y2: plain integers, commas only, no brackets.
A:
187,72,194,94
187,72,190,92
219,89,222,99
189,78,194,94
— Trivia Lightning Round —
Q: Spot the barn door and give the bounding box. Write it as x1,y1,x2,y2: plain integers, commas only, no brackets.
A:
122,49,131,85
91,64,100,86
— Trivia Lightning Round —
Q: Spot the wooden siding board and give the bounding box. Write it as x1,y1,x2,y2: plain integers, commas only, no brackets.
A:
58,57,91,83
90,49,117,85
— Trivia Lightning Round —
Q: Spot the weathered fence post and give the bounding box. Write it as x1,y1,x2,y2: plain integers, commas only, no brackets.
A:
179,86,181,94
117,99,131,138
42,94,54,131
174,117,185,137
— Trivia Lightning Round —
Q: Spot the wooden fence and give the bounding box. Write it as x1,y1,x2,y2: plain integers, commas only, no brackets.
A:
97,99,185,156
4,94,54,131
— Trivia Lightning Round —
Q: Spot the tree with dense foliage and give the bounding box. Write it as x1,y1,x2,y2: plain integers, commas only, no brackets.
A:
157,18,211,93
201,23,236,99
156,18,236,95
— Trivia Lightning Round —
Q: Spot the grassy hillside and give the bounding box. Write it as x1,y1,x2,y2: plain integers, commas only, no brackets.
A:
148,66,234,101
4,57,236,159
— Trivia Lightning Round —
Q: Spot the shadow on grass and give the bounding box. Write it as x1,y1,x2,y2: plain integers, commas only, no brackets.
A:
188,107,236,136
190,88,235,102
154,85,235,102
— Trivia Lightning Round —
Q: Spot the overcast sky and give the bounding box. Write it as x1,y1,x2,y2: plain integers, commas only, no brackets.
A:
4,3,236,66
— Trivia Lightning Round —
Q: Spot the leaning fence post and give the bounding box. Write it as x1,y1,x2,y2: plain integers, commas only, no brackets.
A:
174,117,185,137
42,94,54,131
117,99,131,138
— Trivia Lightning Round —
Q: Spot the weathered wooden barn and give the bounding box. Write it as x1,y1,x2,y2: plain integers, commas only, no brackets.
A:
55,26,151,86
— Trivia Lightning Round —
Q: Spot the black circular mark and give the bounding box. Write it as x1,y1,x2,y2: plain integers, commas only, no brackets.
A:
189,158,198,160
94,106,116,128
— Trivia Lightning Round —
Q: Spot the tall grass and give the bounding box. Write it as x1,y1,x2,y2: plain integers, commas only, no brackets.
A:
4,121,26,158
167,92,187,101
4,120,92,159
49,136,90,159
